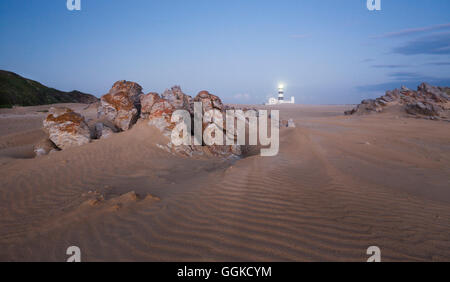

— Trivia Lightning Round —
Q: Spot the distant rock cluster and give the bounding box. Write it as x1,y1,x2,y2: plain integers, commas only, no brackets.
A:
345,83,450,120
36,80,250,158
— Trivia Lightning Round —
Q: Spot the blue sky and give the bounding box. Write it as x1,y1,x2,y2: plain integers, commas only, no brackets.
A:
1,0,449,104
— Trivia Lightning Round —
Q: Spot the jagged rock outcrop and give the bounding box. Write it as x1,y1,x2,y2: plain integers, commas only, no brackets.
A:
98,81,143,131
346,83,450,120
36,82,249,158
43,107,91,150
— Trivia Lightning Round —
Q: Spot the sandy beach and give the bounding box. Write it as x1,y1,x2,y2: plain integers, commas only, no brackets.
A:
1,103,449,261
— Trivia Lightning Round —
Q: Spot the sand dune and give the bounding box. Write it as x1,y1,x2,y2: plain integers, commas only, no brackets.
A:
0,104,449,261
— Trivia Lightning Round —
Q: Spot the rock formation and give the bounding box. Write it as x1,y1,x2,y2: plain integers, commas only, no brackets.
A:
162,86,193,113
147,99,176,136
140,92,160,119
98,80,144,131
37,82,248,159
43,107,91,150
346,83,450,120
139,87,246,158
194,90,224,113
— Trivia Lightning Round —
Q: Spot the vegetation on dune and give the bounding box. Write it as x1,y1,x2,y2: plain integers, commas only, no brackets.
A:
0,70,98,107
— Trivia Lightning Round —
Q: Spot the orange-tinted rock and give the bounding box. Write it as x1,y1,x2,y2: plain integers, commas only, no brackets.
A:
147,99,176,136
43,107,91,150
140,92,161,119
98,80,143,131
194,90,224,113
110,80,143,106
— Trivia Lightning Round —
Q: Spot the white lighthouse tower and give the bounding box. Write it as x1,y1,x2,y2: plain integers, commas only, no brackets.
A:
278,85,284,101
266,84,295,105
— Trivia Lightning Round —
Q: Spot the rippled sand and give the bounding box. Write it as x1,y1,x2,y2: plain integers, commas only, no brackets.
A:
1,103,449,261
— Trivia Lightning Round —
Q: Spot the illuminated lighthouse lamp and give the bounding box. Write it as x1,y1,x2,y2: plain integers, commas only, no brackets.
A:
265,84,295,105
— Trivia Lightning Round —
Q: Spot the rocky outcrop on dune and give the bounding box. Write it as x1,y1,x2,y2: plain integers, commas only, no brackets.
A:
193,91,247,157
346,83,450,120
140,88,246,158
37,81,247,159
43,107,91,150
97,81,144,131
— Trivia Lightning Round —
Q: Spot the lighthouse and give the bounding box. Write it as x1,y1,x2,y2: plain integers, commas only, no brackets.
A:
265,84,295,105
278,85,284,101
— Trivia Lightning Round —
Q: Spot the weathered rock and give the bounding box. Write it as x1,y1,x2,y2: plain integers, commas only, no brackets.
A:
140,92,160,119
147,99,176,136
33,138,59,157
194,90,224,113
43,107,91,150
98,81,143,131
405,102,442,117
345,83,450,120
162,86,193,112
417,82,449,103
110,80,143,107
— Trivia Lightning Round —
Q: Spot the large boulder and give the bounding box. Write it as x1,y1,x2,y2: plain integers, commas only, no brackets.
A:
142,86,194,136
194,90,224,113
147,99,176,136
140,92,160,119
193,91,246,157
43,107,91,150
162,86,193,113
98,80,143,131
110,80,143,107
